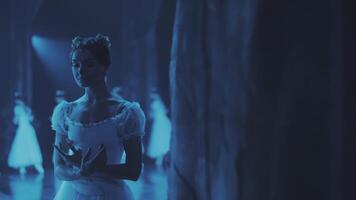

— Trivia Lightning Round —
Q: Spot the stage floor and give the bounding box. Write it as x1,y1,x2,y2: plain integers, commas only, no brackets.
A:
0,164,168,200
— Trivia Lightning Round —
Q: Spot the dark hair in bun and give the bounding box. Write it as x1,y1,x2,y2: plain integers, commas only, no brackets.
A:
70,34,112,69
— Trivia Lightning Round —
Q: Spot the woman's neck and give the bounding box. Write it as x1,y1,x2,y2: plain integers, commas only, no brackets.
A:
83,81,111,104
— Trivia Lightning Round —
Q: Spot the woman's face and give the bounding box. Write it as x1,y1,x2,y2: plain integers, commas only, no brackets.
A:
71,49,106,88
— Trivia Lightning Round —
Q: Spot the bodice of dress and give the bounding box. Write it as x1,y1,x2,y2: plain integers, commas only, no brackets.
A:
66,118,124,165
14,104,33,126
51,99,146,165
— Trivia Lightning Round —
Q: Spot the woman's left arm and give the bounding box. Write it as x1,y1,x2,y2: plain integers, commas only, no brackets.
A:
89,136,143,181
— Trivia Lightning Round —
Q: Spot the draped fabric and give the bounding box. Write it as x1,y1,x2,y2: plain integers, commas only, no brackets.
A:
168,0,355,200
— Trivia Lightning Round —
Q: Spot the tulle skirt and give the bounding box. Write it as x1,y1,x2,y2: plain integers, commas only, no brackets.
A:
147,114,171,158
54,179,134,200
7,122,43,168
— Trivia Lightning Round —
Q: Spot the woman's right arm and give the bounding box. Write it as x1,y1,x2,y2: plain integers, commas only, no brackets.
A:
52,133,81,181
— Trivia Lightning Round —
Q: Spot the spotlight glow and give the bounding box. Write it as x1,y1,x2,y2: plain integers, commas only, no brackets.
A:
31,35,72,85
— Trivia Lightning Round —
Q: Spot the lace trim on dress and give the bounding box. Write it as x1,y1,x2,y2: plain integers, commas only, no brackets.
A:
65,111,124,128
64,101,136,128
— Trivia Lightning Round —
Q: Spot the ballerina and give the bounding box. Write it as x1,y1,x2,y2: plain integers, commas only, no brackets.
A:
7,92,44,175
146,92,171,165
52,34,145,200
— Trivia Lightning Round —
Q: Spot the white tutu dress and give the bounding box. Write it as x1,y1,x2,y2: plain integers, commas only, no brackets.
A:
146,95,171,158
51,99,145,200
8,102,43,168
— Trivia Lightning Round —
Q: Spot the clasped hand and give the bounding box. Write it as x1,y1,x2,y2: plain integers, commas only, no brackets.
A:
54,139,107,176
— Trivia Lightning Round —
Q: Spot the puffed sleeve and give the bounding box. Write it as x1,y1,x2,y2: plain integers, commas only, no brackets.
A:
51,101,69,135
120,102,146,140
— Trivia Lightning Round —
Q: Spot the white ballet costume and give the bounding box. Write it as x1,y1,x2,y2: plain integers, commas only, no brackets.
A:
8,103,43,170
51,99,145,200
146,97,171,159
